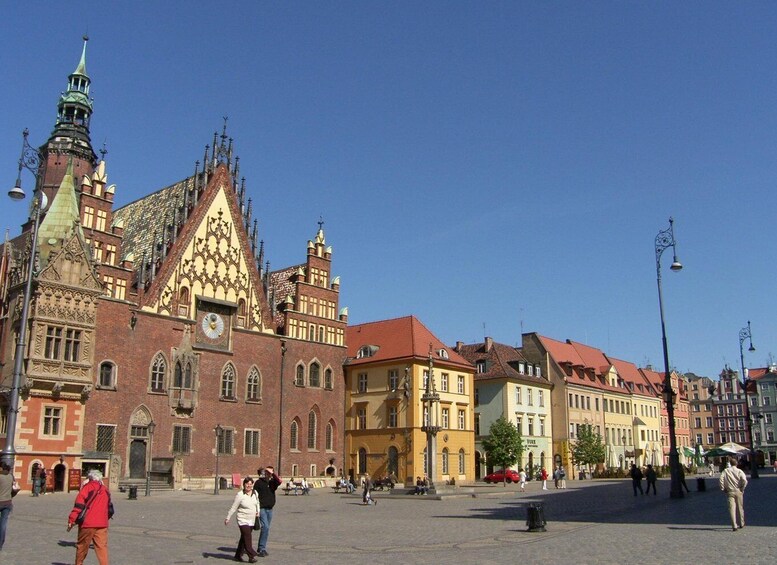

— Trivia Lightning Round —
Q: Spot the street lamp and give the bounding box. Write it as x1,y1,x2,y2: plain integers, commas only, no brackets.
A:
421,350,441,491
655,217,684,499
144,420,156,496
622,434,627,469
739,321,759,479
0,129,45,470
214,424,223,495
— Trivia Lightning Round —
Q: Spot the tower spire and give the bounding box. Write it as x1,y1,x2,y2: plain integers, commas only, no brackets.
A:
45,36,97,166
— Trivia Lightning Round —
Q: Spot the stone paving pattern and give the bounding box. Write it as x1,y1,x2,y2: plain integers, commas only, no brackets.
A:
2,474,776,564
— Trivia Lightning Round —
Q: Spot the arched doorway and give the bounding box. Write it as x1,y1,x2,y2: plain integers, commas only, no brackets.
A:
128,406,154,479
474,451,482,480
528,452,534,479
387,446,399,478
54,463,66,492
358,448,367,475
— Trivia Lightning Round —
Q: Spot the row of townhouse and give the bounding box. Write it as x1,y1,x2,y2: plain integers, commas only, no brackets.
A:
451,334,690,480
685,365,775,469
343,320,694,486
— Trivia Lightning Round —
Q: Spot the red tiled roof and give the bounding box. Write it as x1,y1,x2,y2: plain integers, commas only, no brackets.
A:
346,315,472,370
568,340,612,376
608,356,657,398
456,339,548,385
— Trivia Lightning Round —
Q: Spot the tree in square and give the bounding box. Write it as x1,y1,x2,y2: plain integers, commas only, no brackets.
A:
571,423,606,475
482,416,524,486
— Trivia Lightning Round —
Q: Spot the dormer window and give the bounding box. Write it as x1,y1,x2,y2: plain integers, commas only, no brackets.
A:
437,349,449,360
356,345,379,359
476,361,487,374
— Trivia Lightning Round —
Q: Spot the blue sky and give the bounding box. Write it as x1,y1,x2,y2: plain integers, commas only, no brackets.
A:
2,2,776,380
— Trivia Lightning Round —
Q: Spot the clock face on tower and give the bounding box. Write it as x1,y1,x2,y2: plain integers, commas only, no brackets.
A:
195,302,232,350
201,312,225,339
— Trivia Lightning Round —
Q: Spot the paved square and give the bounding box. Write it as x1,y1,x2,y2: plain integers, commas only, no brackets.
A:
2,475,776,564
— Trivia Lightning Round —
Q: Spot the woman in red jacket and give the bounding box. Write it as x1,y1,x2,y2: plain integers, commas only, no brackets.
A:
67,469,112,565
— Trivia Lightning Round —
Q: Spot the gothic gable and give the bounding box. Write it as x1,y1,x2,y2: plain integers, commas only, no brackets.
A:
37,231,102,292
145,176,271,334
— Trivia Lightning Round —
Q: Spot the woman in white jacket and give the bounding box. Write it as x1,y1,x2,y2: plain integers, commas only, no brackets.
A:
225,477,260,562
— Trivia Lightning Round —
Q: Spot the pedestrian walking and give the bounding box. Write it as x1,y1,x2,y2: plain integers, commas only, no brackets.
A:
518,469,527,492
629,464,644,496
254,466,281,558
31,463,41,497
39,468,47,495
540,467,548,490
67,469,113,565
645,464,657,495
225,476,260,562
557,466,567,489
1,462,21,551
362,473,377,505
719,456,747,531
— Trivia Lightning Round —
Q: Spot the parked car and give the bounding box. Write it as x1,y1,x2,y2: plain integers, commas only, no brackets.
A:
483,469,520,483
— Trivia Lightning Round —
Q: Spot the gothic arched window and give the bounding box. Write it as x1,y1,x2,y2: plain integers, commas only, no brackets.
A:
307,411,317,449
309,363,321,387
290,421,299,450
150,353,167,392
295,365,305,387
246,367,261,402
221,364,236,399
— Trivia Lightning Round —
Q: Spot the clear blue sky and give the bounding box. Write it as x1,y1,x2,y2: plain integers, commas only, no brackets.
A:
2,2,775,380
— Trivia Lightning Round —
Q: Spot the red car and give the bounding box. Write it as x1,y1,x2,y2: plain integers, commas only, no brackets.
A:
483,469,521,483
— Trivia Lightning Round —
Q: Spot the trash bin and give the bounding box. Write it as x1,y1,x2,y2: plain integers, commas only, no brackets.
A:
696,477,706,492
526,503,547,532
128,486,138,500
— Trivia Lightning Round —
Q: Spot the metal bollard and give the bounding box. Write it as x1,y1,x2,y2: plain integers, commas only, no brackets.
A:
128,485,138,500
526,503,547,532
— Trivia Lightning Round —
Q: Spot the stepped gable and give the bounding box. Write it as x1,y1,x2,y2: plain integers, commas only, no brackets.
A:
113,176,195,266
268,264,302,328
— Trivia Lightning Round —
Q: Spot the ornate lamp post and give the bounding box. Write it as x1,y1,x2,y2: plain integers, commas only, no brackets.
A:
739,321,759,478
622,434,627,469
0,129,45,470
421,350,441,491
214,424,223,495
144,420,156,496
655,217,684,498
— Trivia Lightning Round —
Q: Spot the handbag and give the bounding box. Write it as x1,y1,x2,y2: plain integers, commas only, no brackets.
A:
253,515,261,531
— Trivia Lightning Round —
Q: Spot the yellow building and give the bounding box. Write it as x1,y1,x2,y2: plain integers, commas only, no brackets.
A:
345,316,475,486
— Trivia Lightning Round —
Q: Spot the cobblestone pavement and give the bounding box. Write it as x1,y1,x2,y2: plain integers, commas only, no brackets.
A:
2,474,776,564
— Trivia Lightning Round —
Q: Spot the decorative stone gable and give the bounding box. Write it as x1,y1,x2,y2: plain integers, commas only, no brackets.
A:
23,232,101,400
150,186,269,334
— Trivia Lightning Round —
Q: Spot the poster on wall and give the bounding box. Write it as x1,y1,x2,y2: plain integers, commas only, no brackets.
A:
68,469,82,492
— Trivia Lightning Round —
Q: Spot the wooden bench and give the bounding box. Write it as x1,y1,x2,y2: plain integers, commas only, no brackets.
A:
282,486,299,495
331,484,354,494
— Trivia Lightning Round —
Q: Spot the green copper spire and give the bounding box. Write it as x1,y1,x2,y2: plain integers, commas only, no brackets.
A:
37,158,84,266
73,35,89,77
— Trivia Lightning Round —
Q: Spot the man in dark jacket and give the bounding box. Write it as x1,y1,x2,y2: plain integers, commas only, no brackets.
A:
630,464,644,496
254,466,281,557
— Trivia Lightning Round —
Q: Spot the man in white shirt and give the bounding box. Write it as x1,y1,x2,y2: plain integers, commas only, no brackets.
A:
518,469,527,492
719,456,748,531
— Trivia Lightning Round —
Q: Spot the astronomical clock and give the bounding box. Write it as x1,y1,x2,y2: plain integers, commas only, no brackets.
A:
194,298,233,351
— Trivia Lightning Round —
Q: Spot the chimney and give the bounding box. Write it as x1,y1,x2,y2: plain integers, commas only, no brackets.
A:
485,337,493,352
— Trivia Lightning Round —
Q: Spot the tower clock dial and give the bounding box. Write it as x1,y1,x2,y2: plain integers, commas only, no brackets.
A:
201,312,225,339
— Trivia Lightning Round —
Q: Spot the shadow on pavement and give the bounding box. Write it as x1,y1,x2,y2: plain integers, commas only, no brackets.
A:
435,476,777,528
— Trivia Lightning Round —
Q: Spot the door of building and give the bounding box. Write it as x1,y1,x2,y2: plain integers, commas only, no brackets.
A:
129,439,147,479
54,464,66,491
